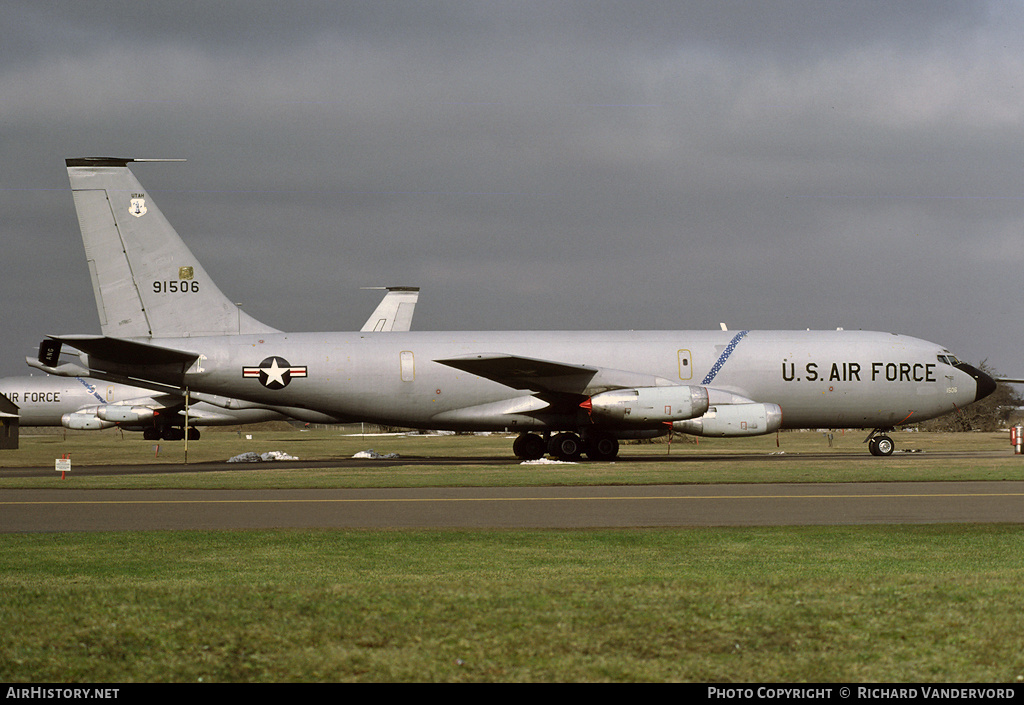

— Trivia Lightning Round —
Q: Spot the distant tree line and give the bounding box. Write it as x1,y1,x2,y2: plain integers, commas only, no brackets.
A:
919,361,1024,432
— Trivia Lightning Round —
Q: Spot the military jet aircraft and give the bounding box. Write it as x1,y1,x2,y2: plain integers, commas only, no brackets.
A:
28,157,996,459
4,287,418,439
0,376,283,440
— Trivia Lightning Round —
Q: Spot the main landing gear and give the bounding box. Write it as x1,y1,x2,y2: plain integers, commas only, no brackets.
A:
513,431,620,462
865,429,895,456
143,426,200,441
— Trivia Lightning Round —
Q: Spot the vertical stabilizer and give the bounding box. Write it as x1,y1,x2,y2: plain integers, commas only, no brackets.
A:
66,157,279,338
360,287,420,332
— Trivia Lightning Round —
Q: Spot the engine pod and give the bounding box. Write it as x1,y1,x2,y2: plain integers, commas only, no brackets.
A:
673,403,783,437
582,386,709,426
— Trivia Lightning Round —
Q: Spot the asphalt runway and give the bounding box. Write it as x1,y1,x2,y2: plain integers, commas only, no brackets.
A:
1,476,1023,532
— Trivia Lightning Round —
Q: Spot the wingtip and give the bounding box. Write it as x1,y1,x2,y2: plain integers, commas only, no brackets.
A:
65,157,186,167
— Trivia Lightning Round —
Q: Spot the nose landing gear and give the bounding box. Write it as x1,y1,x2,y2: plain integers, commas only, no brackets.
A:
865,429,895,456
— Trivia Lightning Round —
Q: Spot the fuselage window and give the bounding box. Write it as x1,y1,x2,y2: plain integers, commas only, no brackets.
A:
400,351,415,382
678,350,693,380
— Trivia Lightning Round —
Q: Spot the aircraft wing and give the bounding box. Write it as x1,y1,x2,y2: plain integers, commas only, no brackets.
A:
434,353,674,395
106,393,184,409
360,287,419,332
0,393,18,419
436,354,598,393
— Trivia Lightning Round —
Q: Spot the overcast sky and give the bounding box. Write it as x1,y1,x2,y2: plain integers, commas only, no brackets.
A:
3,1,1024,379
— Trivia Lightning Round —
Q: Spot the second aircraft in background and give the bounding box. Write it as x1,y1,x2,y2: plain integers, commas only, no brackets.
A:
2,287,418,439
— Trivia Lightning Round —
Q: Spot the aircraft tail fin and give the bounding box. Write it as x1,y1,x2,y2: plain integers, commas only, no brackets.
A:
360,287,420,332
66,157,279,338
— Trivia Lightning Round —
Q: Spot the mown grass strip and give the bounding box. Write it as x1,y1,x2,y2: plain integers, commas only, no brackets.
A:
2,526,1024,682
2,430,1022,490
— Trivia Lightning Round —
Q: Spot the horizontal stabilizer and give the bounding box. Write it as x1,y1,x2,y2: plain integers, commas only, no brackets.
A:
43,335,199,367
34,335,198,390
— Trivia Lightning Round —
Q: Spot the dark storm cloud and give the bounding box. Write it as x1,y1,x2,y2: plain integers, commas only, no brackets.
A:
2,1,1024,379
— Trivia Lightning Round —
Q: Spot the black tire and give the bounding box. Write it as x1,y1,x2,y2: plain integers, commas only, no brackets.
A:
548,432,583,461
513,433,546,460
584,434,619,461
874,435,895,456
162,427,184,441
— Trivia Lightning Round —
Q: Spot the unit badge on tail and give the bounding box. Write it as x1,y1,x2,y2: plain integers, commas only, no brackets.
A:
129,193,147,217
243,356,307,389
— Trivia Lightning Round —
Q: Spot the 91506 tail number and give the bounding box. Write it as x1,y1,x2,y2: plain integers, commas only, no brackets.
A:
153,280,200,293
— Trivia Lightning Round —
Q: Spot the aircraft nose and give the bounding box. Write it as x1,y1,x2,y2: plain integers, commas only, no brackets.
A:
955,363,997,402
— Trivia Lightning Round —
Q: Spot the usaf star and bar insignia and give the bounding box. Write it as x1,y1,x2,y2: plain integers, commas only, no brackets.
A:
242,356,308,389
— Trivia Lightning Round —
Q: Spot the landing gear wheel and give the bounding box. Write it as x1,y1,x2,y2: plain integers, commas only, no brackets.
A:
548,432,583,461
513,433,546,460
187,427,200,441
584,433,619,461
869,435,895,456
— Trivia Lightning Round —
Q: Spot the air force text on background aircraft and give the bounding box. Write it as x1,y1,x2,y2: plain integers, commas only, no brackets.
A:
706,686,1017,700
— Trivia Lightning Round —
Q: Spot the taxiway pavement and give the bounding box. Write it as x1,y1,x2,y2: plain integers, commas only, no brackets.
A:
2,480,1022,532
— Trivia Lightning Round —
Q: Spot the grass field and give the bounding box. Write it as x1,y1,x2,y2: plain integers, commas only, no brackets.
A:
2,427,1022,489
2,429,1023,682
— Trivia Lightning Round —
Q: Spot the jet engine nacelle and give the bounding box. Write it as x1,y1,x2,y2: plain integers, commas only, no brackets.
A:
582,385,710,426
61,412,114,431
96,405,156,424
673,403,783,437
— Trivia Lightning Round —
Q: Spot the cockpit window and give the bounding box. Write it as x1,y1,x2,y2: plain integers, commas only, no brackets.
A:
937,354,961,366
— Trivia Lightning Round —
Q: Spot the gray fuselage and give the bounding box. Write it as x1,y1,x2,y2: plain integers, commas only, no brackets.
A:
140,328,986,433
